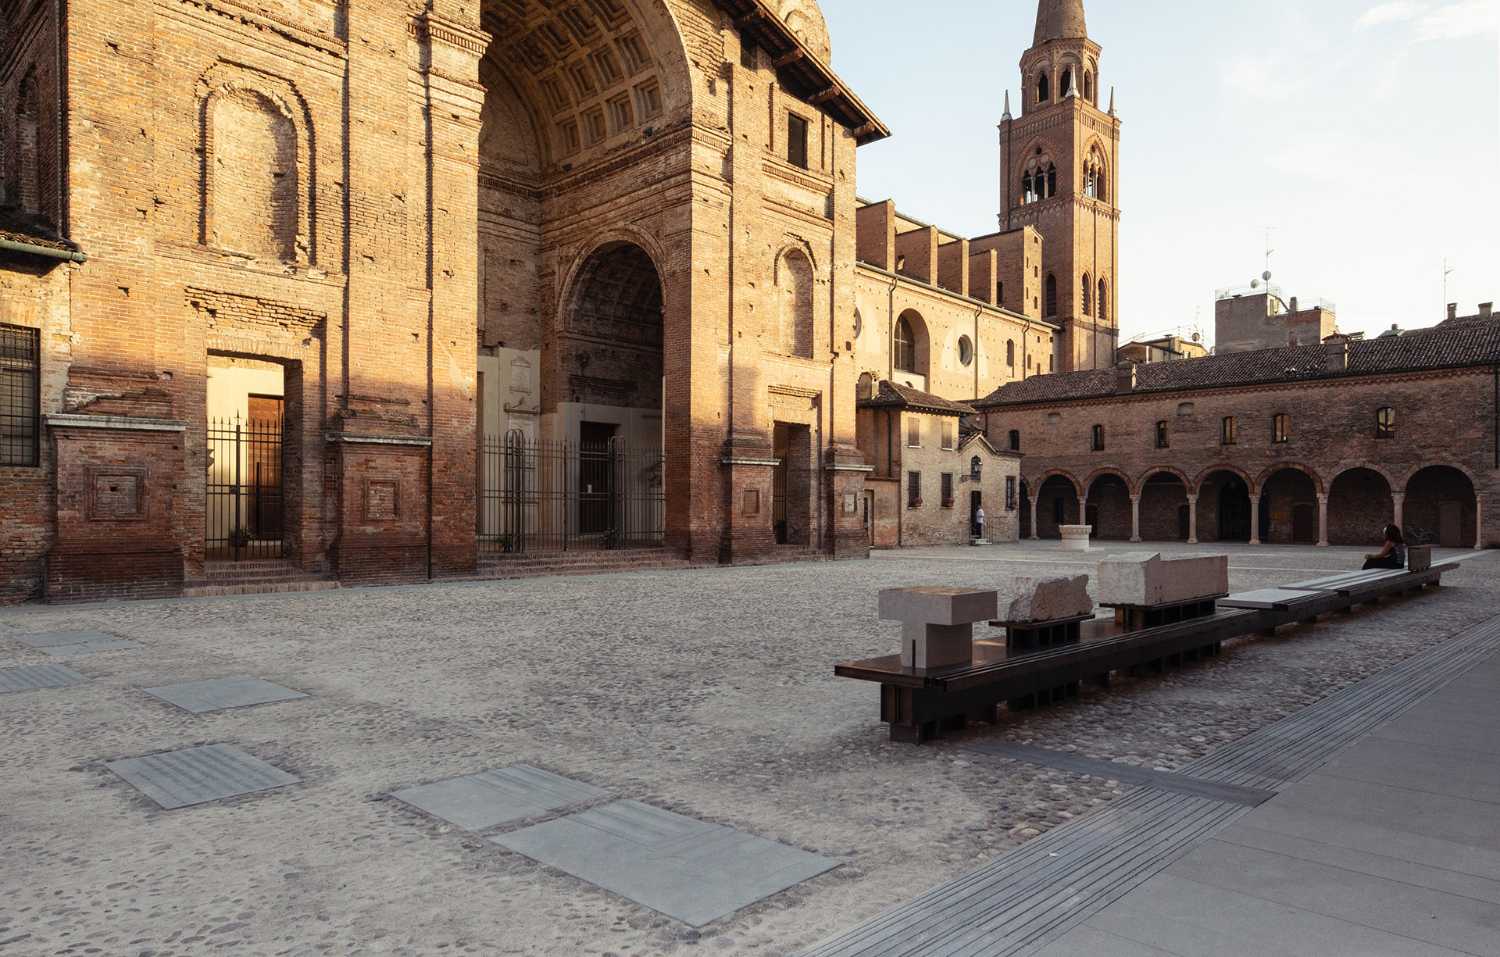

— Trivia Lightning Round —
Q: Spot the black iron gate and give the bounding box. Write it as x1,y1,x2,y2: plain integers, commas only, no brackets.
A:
479,431,664,555
206,416,286,561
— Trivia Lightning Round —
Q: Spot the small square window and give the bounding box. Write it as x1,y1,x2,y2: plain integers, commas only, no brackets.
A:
787,113,810,169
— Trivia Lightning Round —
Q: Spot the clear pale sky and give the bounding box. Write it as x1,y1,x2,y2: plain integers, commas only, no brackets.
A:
823,0,1500,345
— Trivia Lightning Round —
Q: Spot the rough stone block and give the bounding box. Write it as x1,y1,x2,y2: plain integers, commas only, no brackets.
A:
1407,545,1432,572
898,622,975,670
995,575,1094,623
1096,553,1230,607
1059,525,1092,551
878,587,998,626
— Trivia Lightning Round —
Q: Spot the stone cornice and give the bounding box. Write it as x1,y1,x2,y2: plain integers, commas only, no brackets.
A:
46,414,187,433
410,13,491,57
171,0,345,58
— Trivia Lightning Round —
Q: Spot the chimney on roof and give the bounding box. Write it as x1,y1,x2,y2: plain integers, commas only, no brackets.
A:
1289,296,1299,313
1324,334,1350,373
1481,302,1494,319
1115,360,1137,393
1448,303,1458,321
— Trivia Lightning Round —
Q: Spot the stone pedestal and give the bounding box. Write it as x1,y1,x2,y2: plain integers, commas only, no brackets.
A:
879,587,998,669
1060,525,1092,551
995,575,1094,623
825,443,872,560
1097,552,1230,607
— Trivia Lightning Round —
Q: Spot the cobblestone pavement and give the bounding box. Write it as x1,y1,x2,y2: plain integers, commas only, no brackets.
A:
1,543,1494,956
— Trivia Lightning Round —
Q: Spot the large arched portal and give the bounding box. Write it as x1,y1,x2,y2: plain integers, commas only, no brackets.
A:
1139,471,1190,542
1199,470,1252,543
1035,474,1081,539
1260,468,1320,545
1085,473,1131,541
1406,466,1478,548
1328,468,1393,547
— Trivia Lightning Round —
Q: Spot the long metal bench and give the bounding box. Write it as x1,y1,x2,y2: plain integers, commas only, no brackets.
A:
837,563,1458,744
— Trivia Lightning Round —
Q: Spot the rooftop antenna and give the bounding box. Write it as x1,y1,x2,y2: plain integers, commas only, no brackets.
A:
1443,257,1455,317
1264,227,1276,277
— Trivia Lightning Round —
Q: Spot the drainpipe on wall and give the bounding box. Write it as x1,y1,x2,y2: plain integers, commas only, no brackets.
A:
1493,365,1499,472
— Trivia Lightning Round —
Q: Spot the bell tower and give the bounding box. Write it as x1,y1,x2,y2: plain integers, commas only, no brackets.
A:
999,0,1121,373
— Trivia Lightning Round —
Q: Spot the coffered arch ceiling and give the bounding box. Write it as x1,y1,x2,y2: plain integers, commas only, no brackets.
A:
479,0,693,174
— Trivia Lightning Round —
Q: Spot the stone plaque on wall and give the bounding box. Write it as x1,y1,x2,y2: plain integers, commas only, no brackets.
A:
88,469,146,521
843,492,858,515
365,479,401,523
743,488,760,517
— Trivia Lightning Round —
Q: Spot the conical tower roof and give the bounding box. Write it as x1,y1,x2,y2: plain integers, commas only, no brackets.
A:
1034,0,1088,45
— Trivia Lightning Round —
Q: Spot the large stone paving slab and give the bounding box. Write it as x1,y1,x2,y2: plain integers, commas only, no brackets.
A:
492,800,837,927
390,764,607,831
106,744,299,810
143,676,308,714
0,663,88,694
14,631,140,657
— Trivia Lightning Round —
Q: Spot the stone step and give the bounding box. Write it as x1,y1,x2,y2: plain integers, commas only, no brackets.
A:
182,580,340,598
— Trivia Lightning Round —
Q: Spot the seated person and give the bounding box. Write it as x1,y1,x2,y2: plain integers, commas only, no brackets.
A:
1362,525,1407,570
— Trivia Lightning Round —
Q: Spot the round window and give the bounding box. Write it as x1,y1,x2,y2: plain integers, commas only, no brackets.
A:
958,335,974,367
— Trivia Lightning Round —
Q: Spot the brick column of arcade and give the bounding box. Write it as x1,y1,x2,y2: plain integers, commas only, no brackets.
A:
712,39,776,564
335,0,430,584
48,0,188,600
824,121,870,560
420,9,486,577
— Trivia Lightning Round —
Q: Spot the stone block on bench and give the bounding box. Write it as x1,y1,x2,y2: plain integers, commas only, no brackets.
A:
879,587,998,670
1059,525,1093,551
1097,552,1229,608
995,575,1094,624
1407,545,1432,573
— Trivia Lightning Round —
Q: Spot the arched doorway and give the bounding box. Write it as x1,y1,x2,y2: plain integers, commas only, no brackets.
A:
1328,468,1393,547
1036,475,1080,539
1260,468,1320,545
1405,466,1478,548
1139,471,1190,542
1200,470,1252,543
1085,473,1131,541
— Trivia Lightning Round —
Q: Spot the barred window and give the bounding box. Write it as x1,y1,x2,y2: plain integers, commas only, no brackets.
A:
1006,476,1017,511
1,324,40,467
907,471,922,509
1376,406,1396,438
941,473,955,508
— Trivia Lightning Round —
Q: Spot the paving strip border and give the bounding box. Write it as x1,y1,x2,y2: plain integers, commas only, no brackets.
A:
801,611,1500,957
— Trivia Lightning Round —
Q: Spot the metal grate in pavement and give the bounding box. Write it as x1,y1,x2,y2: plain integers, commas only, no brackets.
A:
106,744,299,810
0,663,88,694
964,742,1275,808
13,631,140,657
143,677,308,714
390,764,609,832
800,612,1500,956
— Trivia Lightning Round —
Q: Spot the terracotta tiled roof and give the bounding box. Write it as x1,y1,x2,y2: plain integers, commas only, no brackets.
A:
859,380,977,417
0,208,80,255
976,320,1500,408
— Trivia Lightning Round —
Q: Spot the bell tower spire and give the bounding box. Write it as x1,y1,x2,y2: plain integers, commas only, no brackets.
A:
999,0,1121,373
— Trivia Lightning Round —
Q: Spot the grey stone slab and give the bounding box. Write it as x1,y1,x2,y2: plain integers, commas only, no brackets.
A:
1088,873,1468,957
1373,713,1500,757
966,742,1275,807
1320,736,1500,805
1221,588,1323,609
1165,838,1500,955
1241,799,1500,883
1273,774,1500,852
1033,925,1184,957
0,663,88,694
143,676,308,714
15,631,140,657
106,744,299,810
390,764,607,831
492,800,836,927
1216,823,1500,906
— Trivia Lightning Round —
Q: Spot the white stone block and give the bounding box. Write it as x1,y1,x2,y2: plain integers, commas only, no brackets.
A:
1059,525,1092,551
994,575,1094,623
878,587,998,626
1096,553,1229,607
